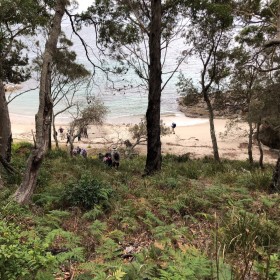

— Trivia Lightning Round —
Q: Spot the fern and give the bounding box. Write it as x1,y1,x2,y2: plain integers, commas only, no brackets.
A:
56,247,85,263
44,228,81,250
96,238,122,260
83,206,104,221
139,211,164,230
89,220,107,242
156,247,211,279
152,224,189,244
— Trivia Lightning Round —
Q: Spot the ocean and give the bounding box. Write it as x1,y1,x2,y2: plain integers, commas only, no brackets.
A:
8,22,205,126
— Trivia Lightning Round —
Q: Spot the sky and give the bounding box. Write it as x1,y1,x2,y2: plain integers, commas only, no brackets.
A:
76,0,92,12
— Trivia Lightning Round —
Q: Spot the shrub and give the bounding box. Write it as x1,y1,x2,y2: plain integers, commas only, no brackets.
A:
61,174,113,210
0,221,56,280
46,148,68,159
221,209,280,251
11,142,33,157
236,171,272,191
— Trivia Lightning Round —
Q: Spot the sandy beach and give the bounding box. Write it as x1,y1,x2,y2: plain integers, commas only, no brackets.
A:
10,112,278,164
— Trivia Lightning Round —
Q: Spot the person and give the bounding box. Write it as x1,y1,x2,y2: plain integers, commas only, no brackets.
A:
58,127,65,140
80,148,87,158
82,126,88,138
103,152,112,167
73,146,81,156
111,146,120,169
66,133,70,145
73,146,87,158
171,122,176,134
77,130,82,141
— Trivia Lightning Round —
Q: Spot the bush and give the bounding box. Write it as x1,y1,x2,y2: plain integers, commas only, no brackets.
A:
61,174,113,210
0,221,56,280
46,148,68,159
237,171,272,191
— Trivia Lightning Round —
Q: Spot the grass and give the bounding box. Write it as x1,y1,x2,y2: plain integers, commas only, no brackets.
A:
0,142,279,279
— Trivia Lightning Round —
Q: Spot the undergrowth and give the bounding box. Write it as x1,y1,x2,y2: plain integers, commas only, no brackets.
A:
0,143,279,279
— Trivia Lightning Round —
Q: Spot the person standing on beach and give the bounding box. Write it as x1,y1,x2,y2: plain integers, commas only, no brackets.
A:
171,122,176,134
66,133,70,145
58,127,65,140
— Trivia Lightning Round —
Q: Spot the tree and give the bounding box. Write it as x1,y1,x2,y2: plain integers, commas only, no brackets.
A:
179,1,233,162
33,36,91,149
126,119,171,155
13,0,69,204
235,0,280,189
0,0,47,165
229,46,264,165
145,0,162,173
67,99,108,156
80,0,186,174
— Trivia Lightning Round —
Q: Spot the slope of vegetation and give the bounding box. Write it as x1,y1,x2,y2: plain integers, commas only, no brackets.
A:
0,142,279,280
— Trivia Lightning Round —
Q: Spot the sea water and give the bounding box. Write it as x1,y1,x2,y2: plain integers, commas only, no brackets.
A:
8,22,206,126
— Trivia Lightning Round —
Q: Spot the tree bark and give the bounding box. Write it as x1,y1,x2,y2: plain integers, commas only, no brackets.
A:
203,91,220,162
248,121,254,164
13,0,67,204
145,0,162,175
271,152,280,193
0,173,3,189
52,114,59,148
48,110,53,150
0,80,12,163
256,121,264,169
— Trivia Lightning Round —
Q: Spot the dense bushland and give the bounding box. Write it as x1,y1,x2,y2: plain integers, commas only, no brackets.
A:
0,142,279,279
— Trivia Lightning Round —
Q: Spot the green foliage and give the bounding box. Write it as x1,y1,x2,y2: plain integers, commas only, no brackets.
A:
156,247,211,279
88,220,107,242
46,148,68,159
82,205,104,221
172,191,212,217
254,253,280,280
221,208,280,252
152,224,189,245
107,230,125,243
4,144,280,279
95,238,122,260
61,174,113,210
0,221,56,280
236,170,272,191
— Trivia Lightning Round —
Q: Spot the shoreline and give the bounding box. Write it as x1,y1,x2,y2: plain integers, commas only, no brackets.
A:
10,112,278,164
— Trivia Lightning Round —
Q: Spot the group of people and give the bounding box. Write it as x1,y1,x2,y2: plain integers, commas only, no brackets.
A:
73,146,87,158
57,126,88,144
72,145,120,168
57,125,120,168
100,146,120,169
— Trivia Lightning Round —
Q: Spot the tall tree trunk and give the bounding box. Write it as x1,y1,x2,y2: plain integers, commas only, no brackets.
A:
203,92,220,162
53,114,59,148
271,152,280,193
0,173,3,189
248,121,254,164
0,80,12,163
13,0,67,204
145,0,162,175
256,121,264,169
48,110,53,150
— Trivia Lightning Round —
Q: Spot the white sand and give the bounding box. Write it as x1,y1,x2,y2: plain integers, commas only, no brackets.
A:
10,112,278,164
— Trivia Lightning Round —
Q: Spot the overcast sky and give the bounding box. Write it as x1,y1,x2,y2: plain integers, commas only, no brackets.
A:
76,0,92,12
